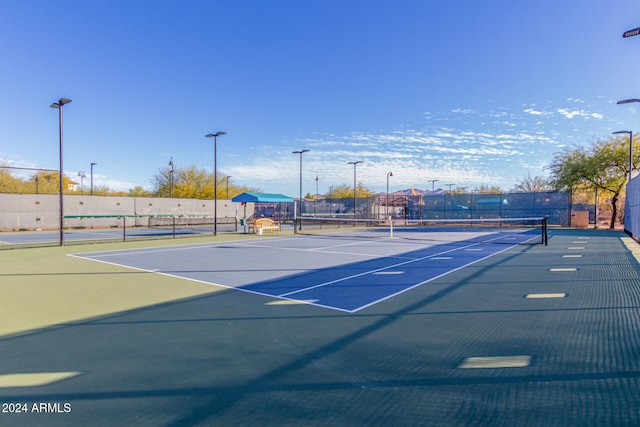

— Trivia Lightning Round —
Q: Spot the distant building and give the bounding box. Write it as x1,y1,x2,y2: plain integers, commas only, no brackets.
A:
67,180,80,192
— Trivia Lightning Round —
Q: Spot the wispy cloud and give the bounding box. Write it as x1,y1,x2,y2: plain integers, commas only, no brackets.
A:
556,108,603,119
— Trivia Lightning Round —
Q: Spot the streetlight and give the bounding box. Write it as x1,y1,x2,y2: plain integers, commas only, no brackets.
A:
614,98,638,180
90,162,97,195
205,131,226,236
613,130,634,182
315,175,318,216
347,161,362,219
225,175,232,199
292,149,310,229
50,97,72,246
445,183,455,220
168,158,174,198
78,170,85,194
429,179,439,194
386,171,393,219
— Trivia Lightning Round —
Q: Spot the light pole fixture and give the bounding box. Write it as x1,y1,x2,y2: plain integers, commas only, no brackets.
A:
78,170,85,194
446,183,455,194
50,97,72,246
168,158,174,198
315,175,319,215
624,27,640,38
292,149,310,229
347,161,362,219
90,162,97,195
205,131,226,236
616,98,640,181
429,179,439,195
617,99,640,105
613,130,634,182
225,175,232,199
386,171,393,219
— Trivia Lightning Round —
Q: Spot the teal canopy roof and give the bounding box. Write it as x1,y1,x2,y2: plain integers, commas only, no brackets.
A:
231,192,294,203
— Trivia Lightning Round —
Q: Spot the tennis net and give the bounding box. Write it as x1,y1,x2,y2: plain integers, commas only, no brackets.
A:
295,216,548,245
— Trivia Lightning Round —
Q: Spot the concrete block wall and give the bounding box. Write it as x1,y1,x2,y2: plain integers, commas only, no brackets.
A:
0,194,253,231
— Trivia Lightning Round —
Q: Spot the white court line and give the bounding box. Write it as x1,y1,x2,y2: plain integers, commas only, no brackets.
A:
0,372,82,388
458,356,531,369
278,241,486,298
279,230,531,306
71,231,535,313
525,293,567,299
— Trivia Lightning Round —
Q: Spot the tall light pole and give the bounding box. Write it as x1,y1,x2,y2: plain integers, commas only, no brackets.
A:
78,171,85,194
168,158,174,198
205,131,226,236
90,162,97,195
225,175,232,199
429,179,439,195
348,161,362,219
445,183,455,219
613,130,633,182
615,96,638,180
386,171,393,219
292,149,310,229
50,97,72,246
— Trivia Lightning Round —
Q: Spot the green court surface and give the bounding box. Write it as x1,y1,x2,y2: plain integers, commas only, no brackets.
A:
1,228,640,426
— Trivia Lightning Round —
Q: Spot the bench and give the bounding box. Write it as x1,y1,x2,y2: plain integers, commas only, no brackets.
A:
248,217,281,233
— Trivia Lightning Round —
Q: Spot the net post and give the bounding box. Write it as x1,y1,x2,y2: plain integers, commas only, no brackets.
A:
294,216,298,235
122,216,126,242
389,217,394,238
543,217,548,246
173,216,176,239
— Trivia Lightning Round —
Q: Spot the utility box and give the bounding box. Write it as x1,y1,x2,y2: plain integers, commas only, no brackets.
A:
570,211,589,228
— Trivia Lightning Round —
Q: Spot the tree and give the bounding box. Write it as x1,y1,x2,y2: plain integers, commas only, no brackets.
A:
326,183,375,199
512,174,552,192
152,164,259,199
549,136,633,229
475,184,502,194
128,186,152,197
0,167,23,193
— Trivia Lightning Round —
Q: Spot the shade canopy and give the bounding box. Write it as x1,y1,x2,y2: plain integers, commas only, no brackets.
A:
231,192,294,203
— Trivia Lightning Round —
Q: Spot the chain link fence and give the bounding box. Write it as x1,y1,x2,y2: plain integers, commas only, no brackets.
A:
300,191,573,226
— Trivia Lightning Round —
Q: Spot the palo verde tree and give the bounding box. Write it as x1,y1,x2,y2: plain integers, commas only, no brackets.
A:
325,183,375,199
152,164,258,199
548,135,637,229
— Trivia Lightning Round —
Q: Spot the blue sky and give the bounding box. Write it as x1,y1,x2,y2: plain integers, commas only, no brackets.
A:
2,1,640,196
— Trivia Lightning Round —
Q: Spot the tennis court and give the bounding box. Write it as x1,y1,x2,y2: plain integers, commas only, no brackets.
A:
2,226,640,426
0,220,241,246
71,219,545,312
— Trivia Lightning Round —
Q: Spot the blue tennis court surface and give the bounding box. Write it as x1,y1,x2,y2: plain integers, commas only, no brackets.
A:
71,229,541,312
